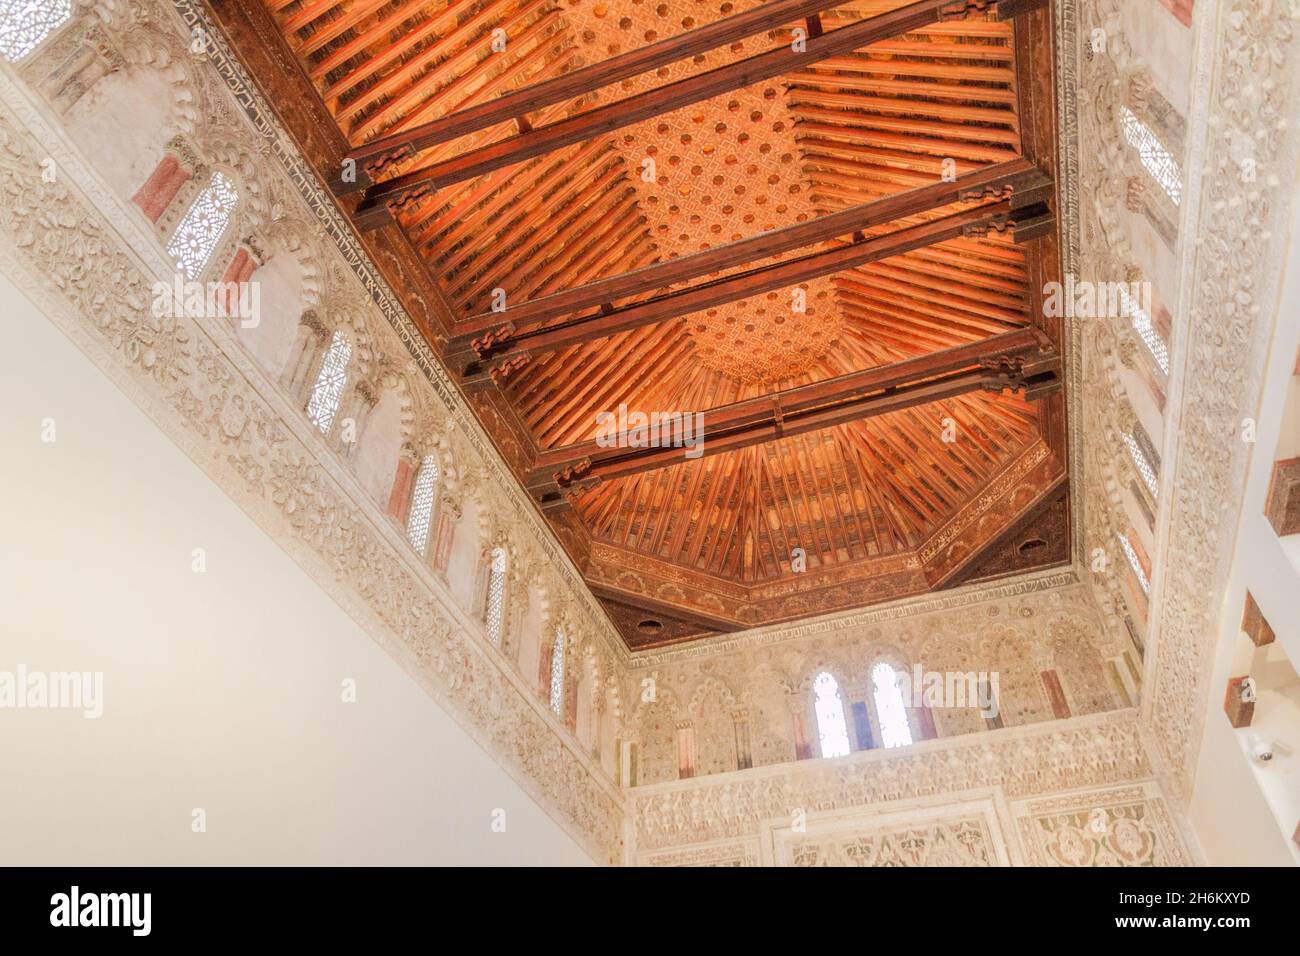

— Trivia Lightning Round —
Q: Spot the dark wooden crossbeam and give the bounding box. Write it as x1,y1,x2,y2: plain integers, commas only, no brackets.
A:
337,0,866,191
459,199,1051,380
449,158,1047,342
351,0,996,227
526,327,1061,500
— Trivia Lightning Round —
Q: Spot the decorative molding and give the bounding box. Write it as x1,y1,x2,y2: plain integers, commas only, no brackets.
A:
630,709,1157,853
628,566,1079,667
1011,781,1191,866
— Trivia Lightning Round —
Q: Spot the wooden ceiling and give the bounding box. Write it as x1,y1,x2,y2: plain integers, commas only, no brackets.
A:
213,0,1069,648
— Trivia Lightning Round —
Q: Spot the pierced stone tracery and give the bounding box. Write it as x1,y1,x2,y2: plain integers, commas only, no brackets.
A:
166,170,238,280
0,0,72,62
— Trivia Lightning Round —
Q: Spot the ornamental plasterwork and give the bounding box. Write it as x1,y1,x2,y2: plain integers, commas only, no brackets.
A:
1072,0,1300,803
630,709,1160,854
624,582,1122,783
769,797,1012,867
0,0,1260,866
0,5,626,862
628,566,1080,666
1138,0,1299,801
1012,781,1191,866
158,0,631,667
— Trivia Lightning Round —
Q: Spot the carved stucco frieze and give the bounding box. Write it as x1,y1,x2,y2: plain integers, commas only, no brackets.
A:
0,9,628,862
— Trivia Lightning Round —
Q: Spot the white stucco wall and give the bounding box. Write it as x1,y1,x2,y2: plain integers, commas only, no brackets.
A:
0,271,592,866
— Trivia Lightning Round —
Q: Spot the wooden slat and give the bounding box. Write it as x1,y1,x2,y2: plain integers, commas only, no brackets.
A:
451,158,1043,338
342,0,874,176
529,327,1059,488
465,200,1042,370
349,0,997,221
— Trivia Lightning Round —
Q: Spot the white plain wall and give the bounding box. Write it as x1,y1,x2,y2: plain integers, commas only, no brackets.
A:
0,271,592,866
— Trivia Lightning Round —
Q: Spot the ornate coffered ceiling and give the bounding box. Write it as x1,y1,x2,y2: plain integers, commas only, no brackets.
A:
211,0,1070,646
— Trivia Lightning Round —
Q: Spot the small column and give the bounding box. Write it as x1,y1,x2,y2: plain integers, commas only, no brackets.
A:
675,720,696,779
564,666,579,735
218,246,260,318
843,681,873,752
850,700,875,751
591,699,605,762
789,702,812,761
619,739,637,788
431,507,456,573
386,445,420,526
338,378,379,452
132,154,192,224
280,310,330,401
538,637,554,701
1040,670,1070,721
732,710,752,770
912,702,938,741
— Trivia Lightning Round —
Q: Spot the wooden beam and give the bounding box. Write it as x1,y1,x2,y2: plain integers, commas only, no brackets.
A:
461,200,1051,379
351,0,999,226
588,583,746,634
338,0,870,189
526,328,1061,498
450,158,1047,341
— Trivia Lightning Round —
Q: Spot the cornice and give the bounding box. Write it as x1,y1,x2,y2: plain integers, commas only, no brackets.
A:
627,565,1080,667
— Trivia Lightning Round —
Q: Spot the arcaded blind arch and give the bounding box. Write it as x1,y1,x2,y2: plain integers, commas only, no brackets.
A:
871,662,913,749
548,628,565,717
812,671,850,758
0,0,72,62
305,329,351,434
166,171,238,280
405,455,439,554
484,547,507,647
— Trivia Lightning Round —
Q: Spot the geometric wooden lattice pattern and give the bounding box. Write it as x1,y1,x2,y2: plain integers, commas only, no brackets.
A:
232,0,1071,646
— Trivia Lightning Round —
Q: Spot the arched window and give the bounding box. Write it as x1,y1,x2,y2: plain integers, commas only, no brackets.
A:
548,629,566,716
405,455,439,554
1123,430,1159,499
812,671,850,758
871,662,913,749
1116,284,1169,375
1120,106,1182,206
1118,532,1150,595
166,171,238,279
484,547,507,647
0,0,72,62
305,329,351,434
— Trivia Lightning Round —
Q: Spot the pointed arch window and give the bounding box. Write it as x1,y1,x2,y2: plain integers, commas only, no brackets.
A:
166,171,238,279
1120,106,1182,206
548,629,566,717
305,329,351,434
871,662,913,749
405,455,439,554
1123,429,1159,499
1118,532,1150,595
812,672,850,758
485,547,507,647
0,0,73,62
1116,284,1169,375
